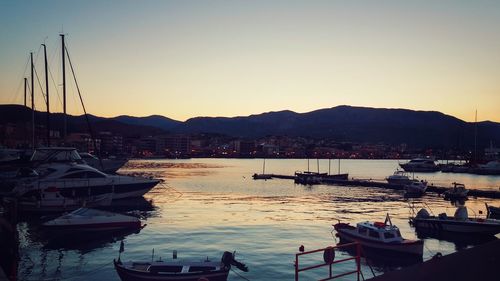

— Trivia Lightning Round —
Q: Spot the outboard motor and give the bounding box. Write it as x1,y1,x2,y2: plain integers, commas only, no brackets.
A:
221,251,249,272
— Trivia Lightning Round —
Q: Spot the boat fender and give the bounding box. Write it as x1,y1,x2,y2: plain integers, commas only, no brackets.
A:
323,247,335,264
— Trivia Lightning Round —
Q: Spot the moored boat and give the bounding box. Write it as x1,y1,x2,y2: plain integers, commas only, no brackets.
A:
386,170,412,185
443,182,469,200
410,206,500,236
114,248,248,281
399,157,440,172
404,180,428,197
333,214,423,257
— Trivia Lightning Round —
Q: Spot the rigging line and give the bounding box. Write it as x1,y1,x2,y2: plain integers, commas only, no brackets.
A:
65,44,103,168
230,268,251,281
33,66,47,104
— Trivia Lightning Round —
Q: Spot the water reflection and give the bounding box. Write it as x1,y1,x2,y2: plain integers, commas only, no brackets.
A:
16,159,500,281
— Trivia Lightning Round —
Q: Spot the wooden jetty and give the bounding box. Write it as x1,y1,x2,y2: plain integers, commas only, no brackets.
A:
367,239,500,281
265,174,500,199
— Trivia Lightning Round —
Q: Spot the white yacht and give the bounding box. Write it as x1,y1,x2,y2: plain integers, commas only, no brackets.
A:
399,158,440,172
12,148,160,211
386,170,412,185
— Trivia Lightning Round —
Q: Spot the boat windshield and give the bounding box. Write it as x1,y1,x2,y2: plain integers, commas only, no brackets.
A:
31,149,82,163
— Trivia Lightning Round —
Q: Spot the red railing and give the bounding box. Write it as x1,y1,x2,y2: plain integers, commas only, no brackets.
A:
295,242,361,281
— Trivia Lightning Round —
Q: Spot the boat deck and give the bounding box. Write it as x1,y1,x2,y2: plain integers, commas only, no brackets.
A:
367,239,500,281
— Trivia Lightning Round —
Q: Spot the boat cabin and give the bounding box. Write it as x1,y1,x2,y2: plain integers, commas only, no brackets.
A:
31,147,83,164
356,221,403,243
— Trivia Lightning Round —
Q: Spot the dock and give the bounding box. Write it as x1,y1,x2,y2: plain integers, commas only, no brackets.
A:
367,239,500,281
265,174,500,199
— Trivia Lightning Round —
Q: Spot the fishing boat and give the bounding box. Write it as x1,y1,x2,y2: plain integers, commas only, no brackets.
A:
114,245,248,281
399,157,440,172
443,182,469,200
410,205,500,235
43,208,142,232
386,170,412,185
404,180,428,197
333,214,423,256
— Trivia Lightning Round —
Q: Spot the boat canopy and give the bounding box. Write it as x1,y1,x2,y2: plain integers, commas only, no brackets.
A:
31,147,82,163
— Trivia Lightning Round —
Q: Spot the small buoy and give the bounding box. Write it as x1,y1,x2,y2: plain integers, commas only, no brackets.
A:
299,245,304,252
323,247,335,264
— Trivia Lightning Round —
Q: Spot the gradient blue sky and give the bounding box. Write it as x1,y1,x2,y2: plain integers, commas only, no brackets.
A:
1,0,499,122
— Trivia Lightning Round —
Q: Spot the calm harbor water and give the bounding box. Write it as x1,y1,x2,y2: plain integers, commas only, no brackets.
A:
17,159,500,281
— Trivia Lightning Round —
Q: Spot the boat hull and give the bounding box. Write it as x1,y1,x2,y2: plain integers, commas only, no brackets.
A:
114,261,229,281
411,218,500,235
335,226,423,256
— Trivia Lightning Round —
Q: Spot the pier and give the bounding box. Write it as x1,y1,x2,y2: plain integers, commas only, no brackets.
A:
265,174,500,199
367,239,500,281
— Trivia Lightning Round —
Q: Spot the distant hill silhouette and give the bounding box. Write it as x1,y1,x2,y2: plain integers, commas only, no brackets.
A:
1,104,499,148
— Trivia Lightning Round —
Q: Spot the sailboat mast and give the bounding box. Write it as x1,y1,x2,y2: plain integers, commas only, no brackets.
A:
61,34,67,140
24,77,27,107
42,44,50,146
263,158,266,174
474,110,478,164
30,52,35,149
317,158,319,174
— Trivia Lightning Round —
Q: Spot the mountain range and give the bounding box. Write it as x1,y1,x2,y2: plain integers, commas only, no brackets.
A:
1,104,499,148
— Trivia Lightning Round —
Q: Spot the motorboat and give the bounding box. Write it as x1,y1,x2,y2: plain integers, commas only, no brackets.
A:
473,160,500,175
404,180,428,197
11,148,160,201
43,208,142,232
399,158,440,172
114,247,248,281
79,152,128,174
386,170,412,185
410,206,500,236
333,214,423,257
443,182,469,200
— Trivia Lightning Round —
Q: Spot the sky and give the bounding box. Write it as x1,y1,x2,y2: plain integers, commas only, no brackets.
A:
1,0,499,122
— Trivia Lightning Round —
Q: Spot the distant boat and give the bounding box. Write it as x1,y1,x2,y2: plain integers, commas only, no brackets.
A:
443,182,469,200
386,170,412,185
252,158,272,180
333,214,423,257
473,160,500,175
399,157,440,172
404,180,428,197
43,207,142,232
114,248,248,281
410,206,500,236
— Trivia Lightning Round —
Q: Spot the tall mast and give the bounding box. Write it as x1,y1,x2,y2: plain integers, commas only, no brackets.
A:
42,44,50,146
30,52,35,149
61,34,67,140
474,110,478,163
24,77,27,107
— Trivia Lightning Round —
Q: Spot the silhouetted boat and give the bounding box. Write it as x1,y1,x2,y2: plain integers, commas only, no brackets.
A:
114,248,248,281
252,158,272,180
386,170,412,185
399,157,440,172
443,182,469,200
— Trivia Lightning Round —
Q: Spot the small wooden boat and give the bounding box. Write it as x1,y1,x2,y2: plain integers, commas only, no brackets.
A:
43,208,142,232
114,248,248,281
443,182,469,200
410,206,500,236
333,214,423,257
